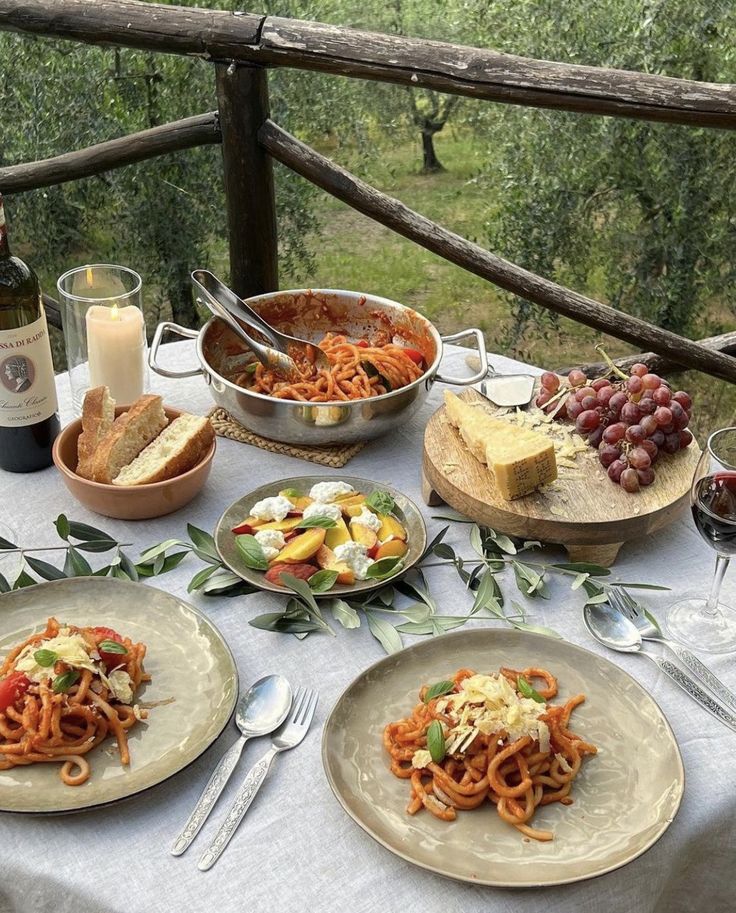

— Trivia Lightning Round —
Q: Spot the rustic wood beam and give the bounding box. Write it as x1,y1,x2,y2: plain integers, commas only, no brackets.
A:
0,113,220,194
1,1,735,129
215,64,278,297
259,119,736,384
560,331,736,378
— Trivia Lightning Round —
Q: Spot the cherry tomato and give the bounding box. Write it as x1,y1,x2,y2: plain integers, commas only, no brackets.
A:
92,626,127,669
0,671,30,713
402,348,424,366
355,340,370,348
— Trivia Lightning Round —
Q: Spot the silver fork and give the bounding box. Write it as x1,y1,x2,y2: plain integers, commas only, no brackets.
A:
197,687,319,871
609,587,736,713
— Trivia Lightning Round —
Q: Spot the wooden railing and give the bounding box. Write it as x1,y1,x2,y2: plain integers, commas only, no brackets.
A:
1,0,736,381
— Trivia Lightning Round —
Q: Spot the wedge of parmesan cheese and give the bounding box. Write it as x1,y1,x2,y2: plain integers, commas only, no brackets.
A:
443,391,557,500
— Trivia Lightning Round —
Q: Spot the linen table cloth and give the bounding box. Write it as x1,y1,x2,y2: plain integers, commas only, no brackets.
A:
1,342,733,913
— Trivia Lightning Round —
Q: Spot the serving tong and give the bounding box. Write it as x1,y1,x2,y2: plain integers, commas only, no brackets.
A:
191,269,329,381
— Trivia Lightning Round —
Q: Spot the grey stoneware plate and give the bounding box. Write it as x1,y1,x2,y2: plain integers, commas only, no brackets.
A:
0,577,238,814
322,627,684,888
214,475,427,597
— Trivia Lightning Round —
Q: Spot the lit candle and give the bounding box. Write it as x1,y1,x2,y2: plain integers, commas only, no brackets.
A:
85,303,145,404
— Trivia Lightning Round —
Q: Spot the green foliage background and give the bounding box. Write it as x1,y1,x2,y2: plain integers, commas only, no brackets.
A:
1,0,735,395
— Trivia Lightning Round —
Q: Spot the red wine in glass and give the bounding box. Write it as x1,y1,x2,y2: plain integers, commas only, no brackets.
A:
692,472,736,557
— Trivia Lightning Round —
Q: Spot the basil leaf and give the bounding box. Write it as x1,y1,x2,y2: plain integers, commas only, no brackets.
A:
34,649,57,667
517,675,545,703
235,535,268,570
365,489,395,515
365,556,404,580
427,719,445,763
53,670,80,694
98,640,127,655
308,569,339,592
280,487,302,498
242,362,258,375
424,680,454,703
296,516,337,529
361,361,392,392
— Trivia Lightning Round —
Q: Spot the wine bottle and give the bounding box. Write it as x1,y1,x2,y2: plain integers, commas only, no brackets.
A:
0,194,60,472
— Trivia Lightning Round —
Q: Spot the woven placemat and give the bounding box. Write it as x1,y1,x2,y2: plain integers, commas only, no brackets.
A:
208,407,366,468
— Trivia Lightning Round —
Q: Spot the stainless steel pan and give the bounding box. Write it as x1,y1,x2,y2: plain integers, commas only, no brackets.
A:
149,288,487,445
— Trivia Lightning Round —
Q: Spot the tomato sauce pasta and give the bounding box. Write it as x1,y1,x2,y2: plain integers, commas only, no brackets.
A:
232,333,425,402
0,617,150,786
383,667,596,841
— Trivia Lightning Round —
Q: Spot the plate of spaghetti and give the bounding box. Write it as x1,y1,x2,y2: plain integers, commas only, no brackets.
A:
0,577,237,814
322,628,684,887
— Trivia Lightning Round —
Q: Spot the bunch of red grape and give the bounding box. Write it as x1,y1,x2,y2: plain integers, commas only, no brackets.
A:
535,363,693,493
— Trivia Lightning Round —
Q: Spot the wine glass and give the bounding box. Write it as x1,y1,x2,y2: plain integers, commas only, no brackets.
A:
667,427,736,653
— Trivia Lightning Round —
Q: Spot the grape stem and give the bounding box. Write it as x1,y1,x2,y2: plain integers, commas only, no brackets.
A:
594,344,629,381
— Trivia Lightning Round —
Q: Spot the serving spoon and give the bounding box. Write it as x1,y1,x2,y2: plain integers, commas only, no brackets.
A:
192,269,330,374
171,674,293,856
583,601,736,733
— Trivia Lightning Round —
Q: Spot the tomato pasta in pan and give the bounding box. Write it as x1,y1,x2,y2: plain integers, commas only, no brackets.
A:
384,666,596,841
0,617,149,786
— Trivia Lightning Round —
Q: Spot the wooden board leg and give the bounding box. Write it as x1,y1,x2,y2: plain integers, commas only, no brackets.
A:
421,469,445,507
565,542,623,568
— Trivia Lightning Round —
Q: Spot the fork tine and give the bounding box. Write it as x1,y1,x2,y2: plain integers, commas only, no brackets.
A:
619,587,640,612
608,588,635,619
297,690,319,728
288,686,307,723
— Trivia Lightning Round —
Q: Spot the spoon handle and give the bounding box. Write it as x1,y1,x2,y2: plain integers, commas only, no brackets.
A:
170,735,247,856
643,652,736,733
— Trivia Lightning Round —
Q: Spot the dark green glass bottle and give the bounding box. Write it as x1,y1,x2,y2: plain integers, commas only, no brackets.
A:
0,194,60,472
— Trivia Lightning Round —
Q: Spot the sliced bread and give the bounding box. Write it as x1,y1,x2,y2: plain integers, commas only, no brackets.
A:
90,394,168,485
112,414,214,486
76,386,116,480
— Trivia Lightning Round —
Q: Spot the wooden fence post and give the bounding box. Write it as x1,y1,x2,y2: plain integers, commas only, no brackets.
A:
215,63,278,297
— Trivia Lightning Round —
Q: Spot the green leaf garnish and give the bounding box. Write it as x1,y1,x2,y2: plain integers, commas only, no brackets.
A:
235,534,268,570
365,556,404,580
296,516,338,529
308,569,339,592
365,489,396,515
361,361,392,392
424,680,454,703
98,640,127,655
517,675,545,703
34,649,57,667
280,488,302,498
427,719,445,763
53,670,80,694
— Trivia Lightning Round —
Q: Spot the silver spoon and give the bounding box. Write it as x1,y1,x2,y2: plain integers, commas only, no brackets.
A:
192,269,330,374
171,674,292,856
583,601,736,733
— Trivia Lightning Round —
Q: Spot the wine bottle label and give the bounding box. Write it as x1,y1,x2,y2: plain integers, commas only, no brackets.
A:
0,309,58,428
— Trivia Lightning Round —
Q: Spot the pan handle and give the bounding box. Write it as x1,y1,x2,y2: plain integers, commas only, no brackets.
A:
435,328,488,385
149,321,203,379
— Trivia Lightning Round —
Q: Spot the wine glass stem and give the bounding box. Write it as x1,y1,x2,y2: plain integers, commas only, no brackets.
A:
706,554,730,616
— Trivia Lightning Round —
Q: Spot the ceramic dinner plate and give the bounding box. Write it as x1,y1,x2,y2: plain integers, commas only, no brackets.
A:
322,628,684,887
214,475,427,597
0,577,238,814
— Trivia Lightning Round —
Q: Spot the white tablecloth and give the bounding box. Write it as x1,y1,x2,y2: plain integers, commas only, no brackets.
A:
1,342,734,913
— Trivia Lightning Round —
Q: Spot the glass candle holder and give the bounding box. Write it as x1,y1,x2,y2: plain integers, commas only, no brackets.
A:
57,264,147,413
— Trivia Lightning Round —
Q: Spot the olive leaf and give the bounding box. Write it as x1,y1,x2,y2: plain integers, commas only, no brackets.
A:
24,556,67,581
136,552,188,577
249,613,323,634
364,611,403,654
328,598,361,629
64,546,93,577
186,524,219,562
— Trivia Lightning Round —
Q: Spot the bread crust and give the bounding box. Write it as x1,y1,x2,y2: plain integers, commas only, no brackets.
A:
90,394,168,484
113,416,215,486
76,386,115,480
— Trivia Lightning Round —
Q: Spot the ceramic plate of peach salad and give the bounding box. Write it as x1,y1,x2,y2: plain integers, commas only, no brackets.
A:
214,476,428,596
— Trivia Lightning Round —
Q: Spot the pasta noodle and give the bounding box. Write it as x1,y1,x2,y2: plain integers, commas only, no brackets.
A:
383,666,596,840
0,617,150,786
231,333,424,402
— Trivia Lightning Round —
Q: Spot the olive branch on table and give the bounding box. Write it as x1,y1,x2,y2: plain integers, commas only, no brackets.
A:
0,513,666,655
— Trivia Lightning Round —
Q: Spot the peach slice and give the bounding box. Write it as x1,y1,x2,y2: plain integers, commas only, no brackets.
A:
325,517,352,550
231,516,266,535
269,528,326,565
350,523,378,549
255,516,303,533
375,539,408,561
316,545,355,585
336,494,366,514
376,514,407,542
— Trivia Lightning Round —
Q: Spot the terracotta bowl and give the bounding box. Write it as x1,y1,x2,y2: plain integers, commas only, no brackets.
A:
52,405,216,520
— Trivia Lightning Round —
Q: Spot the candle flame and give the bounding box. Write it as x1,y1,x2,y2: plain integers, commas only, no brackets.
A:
110,303,119,320
86,267,94,286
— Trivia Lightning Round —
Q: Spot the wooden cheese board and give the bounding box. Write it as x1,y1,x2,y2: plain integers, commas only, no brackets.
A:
422,389,701,566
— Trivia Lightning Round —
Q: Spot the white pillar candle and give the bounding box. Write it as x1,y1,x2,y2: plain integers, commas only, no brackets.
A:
85,304,145,404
